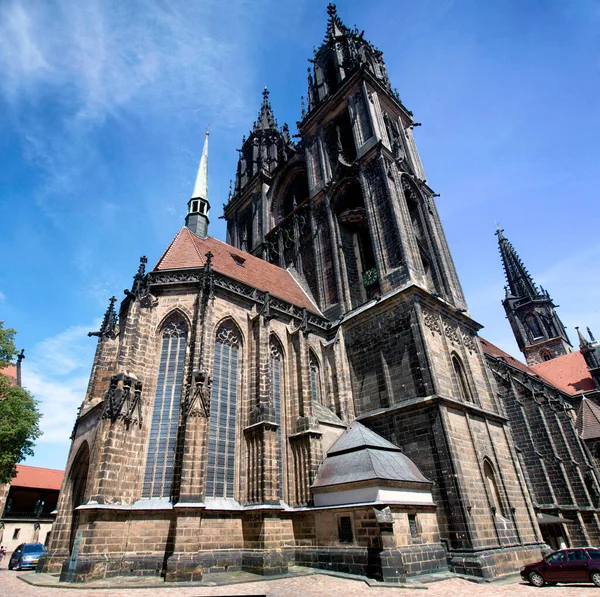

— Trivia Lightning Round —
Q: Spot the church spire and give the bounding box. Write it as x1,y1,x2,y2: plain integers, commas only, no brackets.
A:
496,227,539,299
497,226,572,366
186,132,210,238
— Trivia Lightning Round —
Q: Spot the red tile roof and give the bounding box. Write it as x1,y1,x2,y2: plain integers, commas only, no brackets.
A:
479,337,537,376
531,351,595,396
11,465,64,491
576,398,600,440
0,364,17,384
154,227,320,314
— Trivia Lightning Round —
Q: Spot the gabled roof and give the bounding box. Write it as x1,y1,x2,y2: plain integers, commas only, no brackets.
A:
312,422,430,488
531,351,595,396
576,397,600,440
11,465,64,491
153,227,321,314
479,337,536,376
479,337,594,397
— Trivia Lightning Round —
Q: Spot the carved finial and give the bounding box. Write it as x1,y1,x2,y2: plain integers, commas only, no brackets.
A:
89,296,118,339
138,255,147,276
301,96,306,118
204,251,213,271
588,327,596,343
228,179,233,201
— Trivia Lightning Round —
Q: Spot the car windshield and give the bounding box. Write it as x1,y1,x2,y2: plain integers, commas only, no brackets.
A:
22,544,45,554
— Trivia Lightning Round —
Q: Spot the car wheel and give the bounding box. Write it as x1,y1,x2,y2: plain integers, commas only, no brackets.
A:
529,571,545,587
591,571,600,587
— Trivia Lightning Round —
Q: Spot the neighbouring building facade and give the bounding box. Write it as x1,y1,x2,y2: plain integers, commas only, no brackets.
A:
0,465,64,552
40,4,599,585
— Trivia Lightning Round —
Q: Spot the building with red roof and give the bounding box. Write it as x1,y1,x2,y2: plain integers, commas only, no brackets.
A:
0,465,65,553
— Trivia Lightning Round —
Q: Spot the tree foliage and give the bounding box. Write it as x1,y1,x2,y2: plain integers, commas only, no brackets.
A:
0,321,17,369
0,321,42,484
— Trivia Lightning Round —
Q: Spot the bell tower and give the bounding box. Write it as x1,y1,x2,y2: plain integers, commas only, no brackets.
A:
496,227,572,365
296,3,467,317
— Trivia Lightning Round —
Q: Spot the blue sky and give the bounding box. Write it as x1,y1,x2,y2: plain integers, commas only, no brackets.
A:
1,0,599,470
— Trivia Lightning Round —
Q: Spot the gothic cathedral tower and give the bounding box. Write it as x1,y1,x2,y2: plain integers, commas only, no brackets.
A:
225,4,543,577
497,227,572,366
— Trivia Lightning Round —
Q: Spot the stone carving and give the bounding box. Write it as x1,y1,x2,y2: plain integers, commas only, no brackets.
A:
444,320,460,344
103,372,143,427
88,296,118,340
422,308,441,334
184,370,213,418
462,330,477,352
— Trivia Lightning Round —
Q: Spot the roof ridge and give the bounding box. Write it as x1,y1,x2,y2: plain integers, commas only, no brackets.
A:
154,227,186,270
187,227,208,264
287,267,323,316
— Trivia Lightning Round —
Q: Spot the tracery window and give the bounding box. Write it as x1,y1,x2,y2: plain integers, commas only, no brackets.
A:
206,322,241,498
270,337,284,499
309,351,322,404
540,349,552,362
527,314,543,340
452,354,472,402
143,316,187,499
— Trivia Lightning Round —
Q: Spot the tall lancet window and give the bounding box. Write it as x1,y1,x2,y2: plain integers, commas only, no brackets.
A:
143,315,187,499
206,321,241,498
309,351,322,404
270,337,284,499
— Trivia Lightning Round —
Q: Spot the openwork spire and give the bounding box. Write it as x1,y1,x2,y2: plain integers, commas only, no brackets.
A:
254,87,277,132
496,227,539,299
324,3,350,42
192,132,209,200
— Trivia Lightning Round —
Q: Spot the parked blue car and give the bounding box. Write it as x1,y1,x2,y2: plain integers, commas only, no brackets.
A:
8,542,45,570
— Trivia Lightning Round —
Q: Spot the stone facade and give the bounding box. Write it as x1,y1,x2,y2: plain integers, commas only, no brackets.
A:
40,4,560,585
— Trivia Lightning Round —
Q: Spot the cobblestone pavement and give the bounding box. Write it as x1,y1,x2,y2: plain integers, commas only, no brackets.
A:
2,566,599,597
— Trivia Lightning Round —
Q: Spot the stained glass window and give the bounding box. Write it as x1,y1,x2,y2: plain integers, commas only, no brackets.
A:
142,316,187,499
206,322,241,498
270,338,284,500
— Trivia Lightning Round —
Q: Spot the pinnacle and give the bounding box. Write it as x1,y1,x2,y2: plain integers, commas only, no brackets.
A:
254,87,277,132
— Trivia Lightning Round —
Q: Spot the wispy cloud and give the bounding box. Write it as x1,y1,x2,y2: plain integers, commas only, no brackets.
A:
0,0,263,219
22,323,98,445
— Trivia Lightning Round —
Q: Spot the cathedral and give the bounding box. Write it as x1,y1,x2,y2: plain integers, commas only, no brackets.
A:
40,4,600,584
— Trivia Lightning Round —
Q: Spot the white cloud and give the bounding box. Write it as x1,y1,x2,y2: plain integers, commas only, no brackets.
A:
21,322,98,445
0,0,264,217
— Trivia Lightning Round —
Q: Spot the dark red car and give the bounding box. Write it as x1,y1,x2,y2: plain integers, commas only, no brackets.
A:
521,547,600,587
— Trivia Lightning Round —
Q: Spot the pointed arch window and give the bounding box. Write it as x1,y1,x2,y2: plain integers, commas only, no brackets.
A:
270,337,284,500
452,354,472,402
309,351,322,404
483,460,505,517
143,316,187,499
540,349,552,362
206,322,241,498
527,314,543,340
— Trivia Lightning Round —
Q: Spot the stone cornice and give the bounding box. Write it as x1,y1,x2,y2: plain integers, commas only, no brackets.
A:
148,268,330,332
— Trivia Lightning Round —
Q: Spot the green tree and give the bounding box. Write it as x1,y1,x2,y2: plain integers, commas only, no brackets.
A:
0,321,17,368
0,321,42,484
